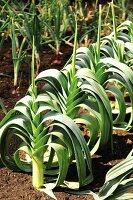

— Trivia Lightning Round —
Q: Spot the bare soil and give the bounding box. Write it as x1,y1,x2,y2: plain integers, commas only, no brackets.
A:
0,41,133,200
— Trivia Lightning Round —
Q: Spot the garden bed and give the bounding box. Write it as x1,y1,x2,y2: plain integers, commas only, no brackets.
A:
0,42,133,200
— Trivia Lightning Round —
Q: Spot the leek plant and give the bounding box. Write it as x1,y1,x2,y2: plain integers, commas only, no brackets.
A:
0,21,93,199
90,149,133,200
74,45,133,131
0,39,93,198
99,2,133,130
69,3,133,131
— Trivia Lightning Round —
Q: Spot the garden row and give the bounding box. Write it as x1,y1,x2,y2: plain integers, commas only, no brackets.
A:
0,1,133,200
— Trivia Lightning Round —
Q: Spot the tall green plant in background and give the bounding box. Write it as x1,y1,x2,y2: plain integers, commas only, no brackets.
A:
10,19,26,91
42,0,69,64
19,1,42,76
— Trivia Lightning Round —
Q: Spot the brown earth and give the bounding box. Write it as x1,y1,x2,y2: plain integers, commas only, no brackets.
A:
0,41,133,200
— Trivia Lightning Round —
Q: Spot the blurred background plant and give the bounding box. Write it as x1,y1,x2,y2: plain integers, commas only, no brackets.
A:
42,0,70,64
0,0,132,77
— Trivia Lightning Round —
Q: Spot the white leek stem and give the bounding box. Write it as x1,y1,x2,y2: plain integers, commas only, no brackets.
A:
32,157,44,189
